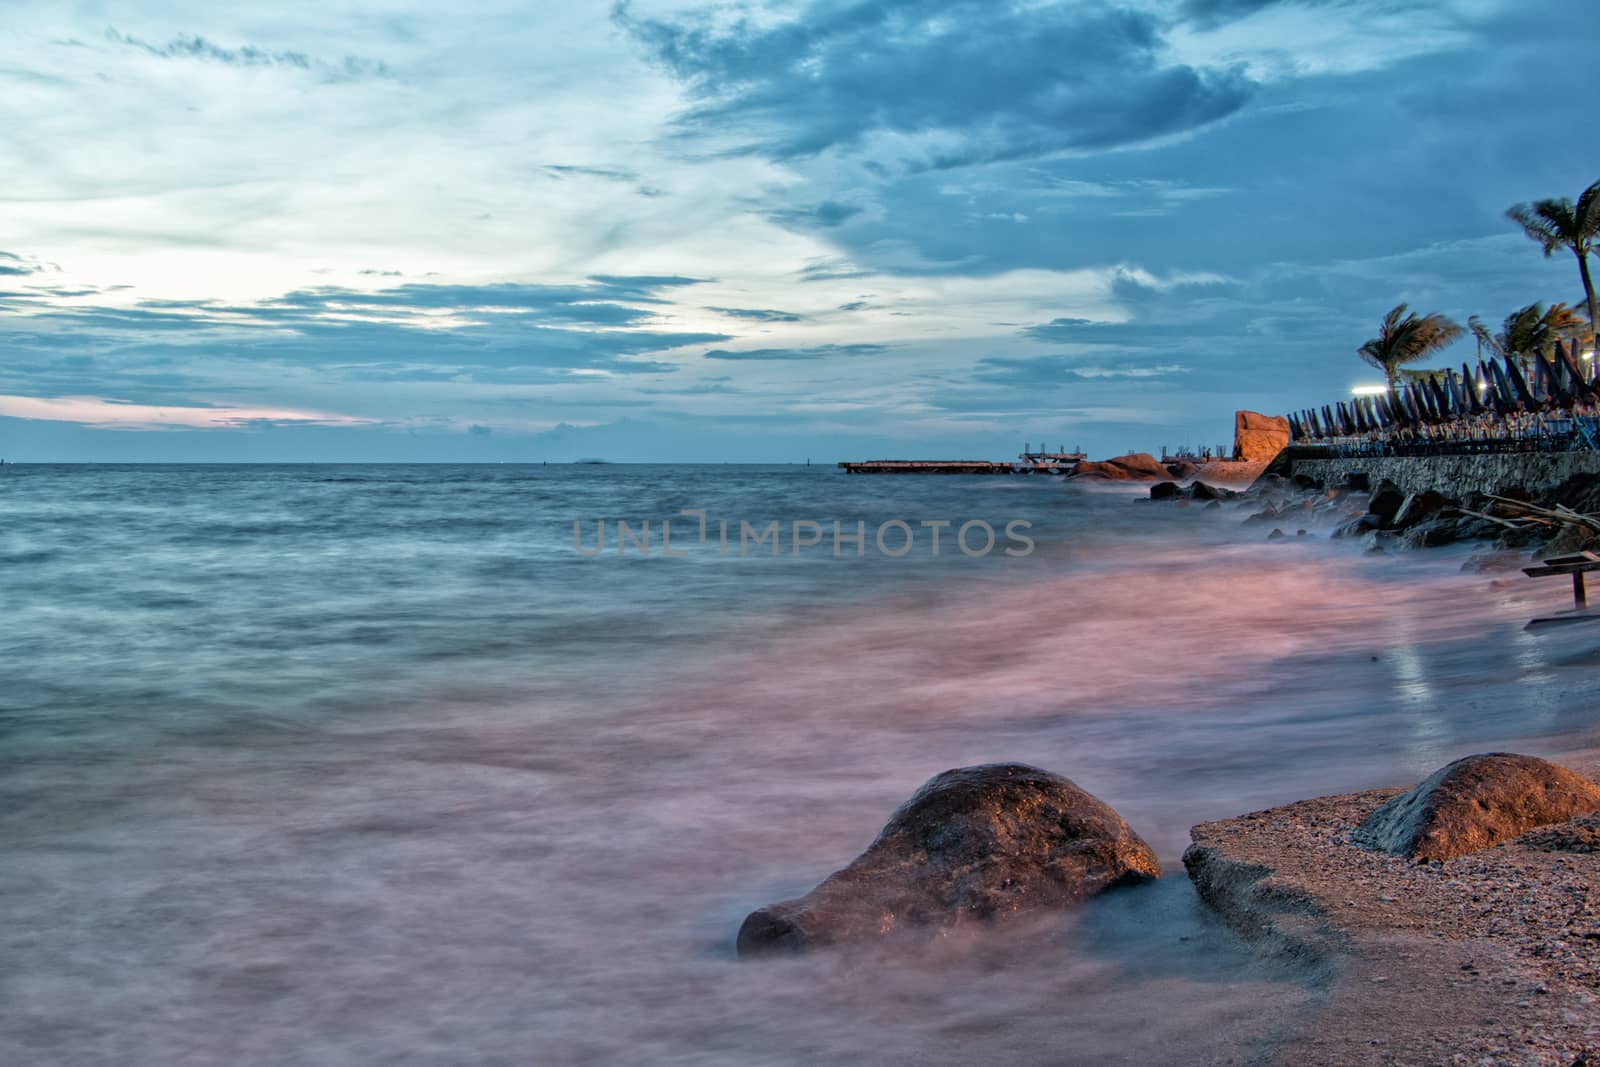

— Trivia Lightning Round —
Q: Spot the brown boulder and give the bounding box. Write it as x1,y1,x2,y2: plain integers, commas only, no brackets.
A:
1070,452,1173,482
1233,410,1290,463
1353,753,1600,861
736,763,1161,955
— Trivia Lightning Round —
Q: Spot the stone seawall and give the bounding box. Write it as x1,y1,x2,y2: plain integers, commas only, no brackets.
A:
1288,451,1600,497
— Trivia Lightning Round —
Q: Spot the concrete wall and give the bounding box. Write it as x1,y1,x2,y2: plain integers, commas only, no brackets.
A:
1289,450,1600,497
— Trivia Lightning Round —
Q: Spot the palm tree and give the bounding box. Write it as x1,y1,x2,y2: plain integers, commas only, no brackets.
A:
1358,304,1466,386
1506,178,1600,349
1467,303,1589,370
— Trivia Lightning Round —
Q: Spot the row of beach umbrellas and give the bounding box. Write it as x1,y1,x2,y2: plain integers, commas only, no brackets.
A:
1290,338,1596,442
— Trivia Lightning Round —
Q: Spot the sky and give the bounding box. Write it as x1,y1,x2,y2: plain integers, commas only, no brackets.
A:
0,0,1595,462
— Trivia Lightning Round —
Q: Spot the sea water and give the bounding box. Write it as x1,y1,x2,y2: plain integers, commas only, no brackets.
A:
3,464,1598,1064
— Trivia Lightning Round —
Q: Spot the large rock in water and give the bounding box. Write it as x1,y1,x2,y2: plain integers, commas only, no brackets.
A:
1353,753,1600,862
736,764,1160,955
1233,410,1290,462
1070,452,1172,482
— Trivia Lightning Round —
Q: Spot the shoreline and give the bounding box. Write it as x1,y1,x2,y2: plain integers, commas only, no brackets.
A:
1184,750,1600,1065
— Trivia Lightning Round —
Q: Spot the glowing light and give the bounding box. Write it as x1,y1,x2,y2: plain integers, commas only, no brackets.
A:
1351,385,1388,396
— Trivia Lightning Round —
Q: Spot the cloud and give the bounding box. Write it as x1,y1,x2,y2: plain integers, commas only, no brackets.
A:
616,0,1255,169
105,27,392,81
972,355,1190,386
0,393,375,430
543,164,640,182
768,200,864,228
704,306,805,322
1177,0,1293,27
703,342,888,360
0,277,735,399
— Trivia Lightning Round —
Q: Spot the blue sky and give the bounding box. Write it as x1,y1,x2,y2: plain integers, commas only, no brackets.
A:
0,0,1594,461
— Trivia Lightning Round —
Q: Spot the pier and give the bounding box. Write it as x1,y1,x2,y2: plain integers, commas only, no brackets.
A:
839,445,1086,475
838,460,1019,474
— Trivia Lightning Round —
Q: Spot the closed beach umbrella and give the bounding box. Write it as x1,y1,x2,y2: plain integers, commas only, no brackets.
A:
1443,368,1466,414
1559,345,1595,403
1488,358,1518,413
1408,382,1434,423
1504,354,1536,409
1471,362,1494,415
1387,387,1411,427
1428,375,1453,419
1375,393,1396,427
1535,351,1565,407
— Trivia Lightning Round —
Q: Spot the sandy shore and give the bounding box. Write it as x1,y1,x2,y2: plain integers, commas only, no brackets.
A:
1185,752,1600,1065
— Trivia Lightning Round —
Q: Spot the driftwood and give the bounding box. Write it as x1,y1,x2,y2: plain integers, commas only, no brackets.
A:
1481,494,1600,535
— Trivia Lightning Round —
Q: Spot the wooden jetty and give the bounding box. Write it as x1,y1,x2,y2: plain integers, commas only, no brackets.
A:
838,460,1018,475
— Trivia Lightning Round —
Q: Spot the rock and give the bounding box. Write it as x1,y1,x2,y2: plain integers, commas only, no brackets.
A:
1543,523,1600,558
1149,480,1184,500
1188,480,1236,501
1233,410,1290,463
1368,480,1406,527
1353,753,1600,862
1391,490,1450,530
1496,525,1545,550
1400,516,1459,549
735,763,1160,955
1454,518,1503,542
1165,460,1200,479
1460,550,1525,574
1333,514,1381,539
1267,527,1286,540
1070,452,1173,482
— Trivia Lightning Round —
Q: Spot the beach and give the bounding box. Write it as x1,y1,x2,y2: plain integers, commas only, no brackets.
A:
3,463,1599,1064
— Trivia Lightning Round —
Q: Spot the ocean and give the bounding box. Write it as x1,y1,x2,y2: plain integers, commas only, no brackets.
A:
4,463,1599,1064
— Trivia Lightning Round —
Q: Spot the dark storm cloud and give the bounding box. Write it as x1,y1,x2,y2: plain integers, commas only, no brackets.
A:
703,342,887,360
615,0,1254,168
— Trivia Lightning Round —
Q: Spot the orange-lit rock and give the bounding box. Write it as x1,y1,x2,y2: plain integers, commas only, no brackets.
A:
736,763,1160,955
1070,452,1172,481
1354,753,1600,862
1233,410,1290,462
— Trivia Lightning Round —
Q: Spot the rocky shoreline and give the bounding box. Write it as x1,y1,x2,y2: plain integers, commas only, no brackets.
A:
1186,758,1600,1066
739,755,1600,1065
1141,465,1600,561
